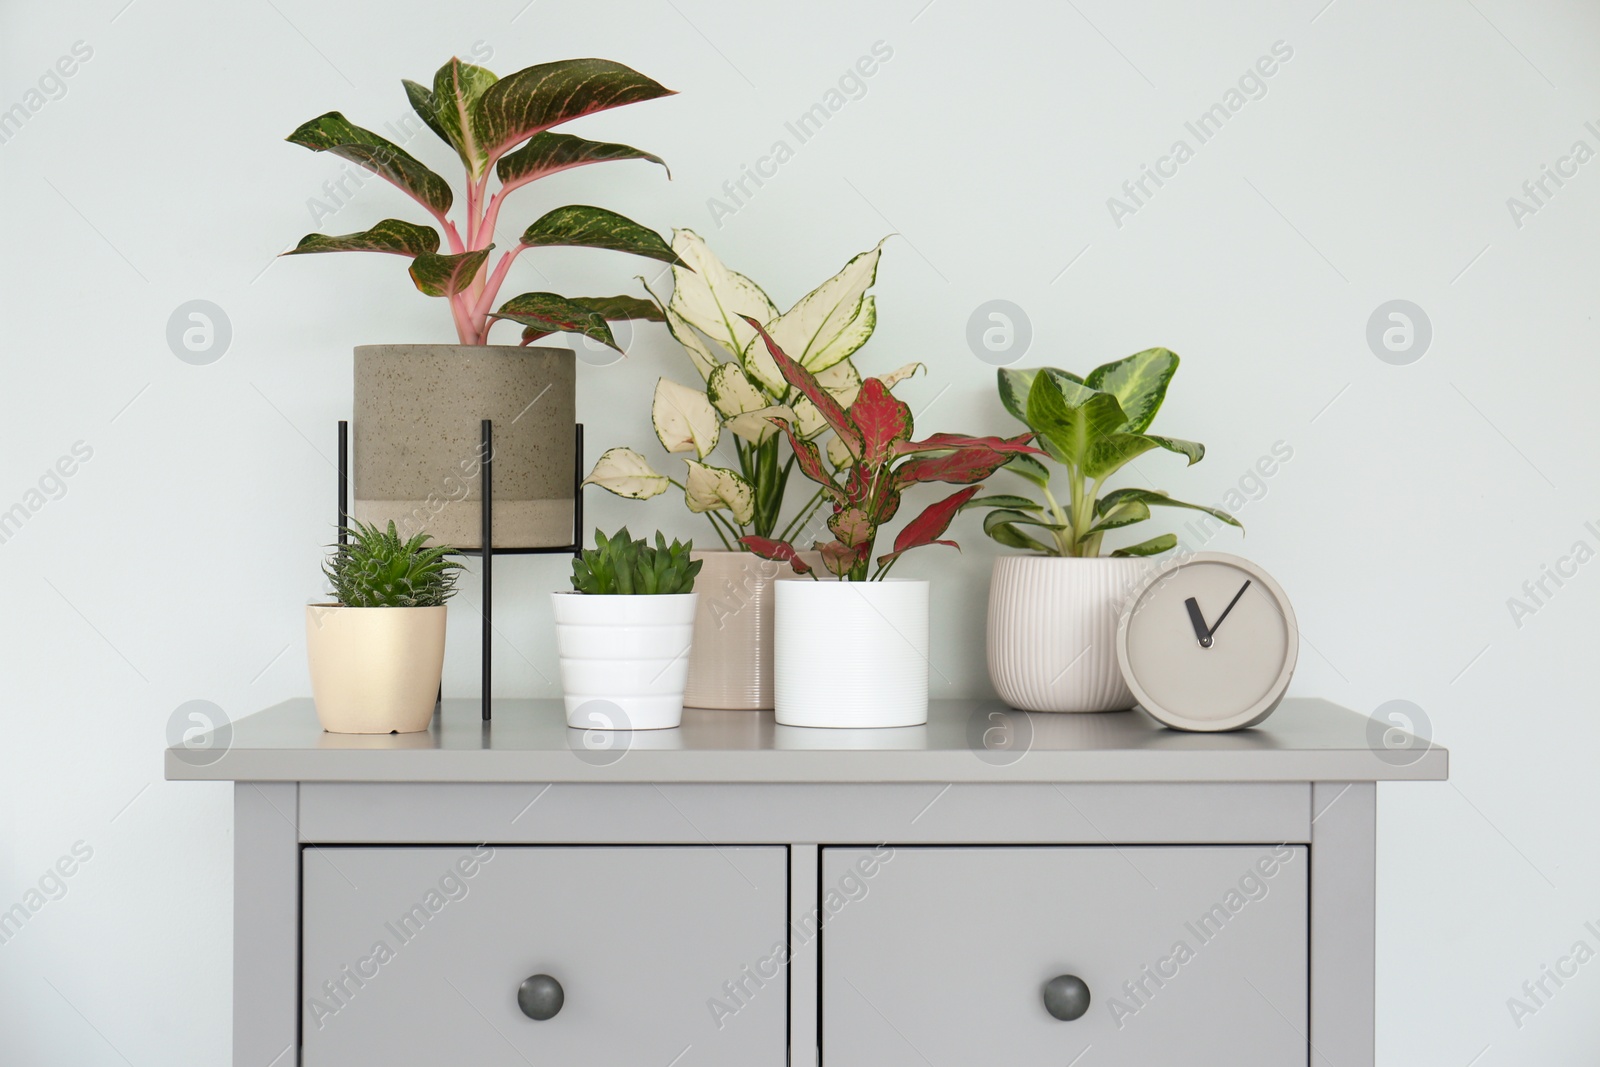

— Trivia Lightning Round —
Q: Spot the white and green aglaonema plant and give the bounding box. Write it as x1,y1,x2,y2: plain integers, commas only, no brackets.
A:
283,56,683,348
978,350,1241,557
581,231,922,549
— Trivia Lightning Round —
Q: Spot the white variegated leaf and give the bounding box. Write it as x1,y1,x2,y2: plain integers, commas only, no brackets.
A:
814,359,862,408
764,238,888,371
651,378,720,459
725,404,792,443
683,459,755,525
666,228,777,360
582,447,670,499
706,361,771,418
880,361,925,389
793,395,827,438
826,435,856,471
643,274,723,380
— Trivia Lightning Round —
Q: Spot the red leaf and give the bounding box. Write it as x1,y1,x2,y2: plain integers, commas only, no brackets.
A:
769,417,845,504
897,432,1041,456
744,317,861,459
739,535,813,574
895,447,1015,486
848,378,912,469
876,485,981,567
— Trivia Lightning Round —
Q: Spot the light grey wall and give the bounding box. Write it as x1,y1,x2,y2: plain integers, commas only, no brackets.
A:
1,0,1594,1063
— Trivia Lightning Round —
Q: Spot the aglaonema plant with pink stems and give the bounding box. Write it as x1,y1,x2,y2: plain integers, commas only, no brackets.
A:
737,320,1044,581
283,56,684,347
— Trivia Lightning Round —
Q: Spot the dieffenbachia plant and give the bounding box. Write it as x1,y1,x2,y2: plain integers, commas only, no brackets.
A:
283,57,682,347
977,350,1240,558
737,320,1043,581
582,231,921,548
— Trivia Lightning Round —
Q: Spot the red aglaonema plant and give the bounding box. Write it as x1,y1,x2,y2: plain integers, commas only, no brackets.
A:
283,57,684,348
737,319,1042,581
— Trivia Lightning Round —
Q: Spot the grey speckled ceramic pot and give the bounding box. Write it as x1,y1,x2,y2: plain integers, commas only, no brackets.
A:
353,344,575,550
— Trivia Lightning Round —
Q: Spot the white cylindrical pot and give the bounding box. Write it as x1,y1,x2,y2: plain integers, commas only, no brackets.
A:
774,580,929,728
305,604,446,734
986,555,1152,713
684,549,823,710
551,592,697,730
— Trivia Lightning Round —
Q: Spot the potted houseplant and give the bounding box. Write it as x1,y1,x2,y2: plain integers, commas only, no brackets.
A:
977,351,1240,712
581,230,920,711
307,520,463,733
738,321,1041,728
552,528,703,730
284,56,682,550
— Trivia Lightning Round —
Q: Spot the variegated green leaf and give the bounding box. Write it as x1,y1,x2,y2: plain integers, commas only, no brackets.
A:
683,460,755,524
409,246,492,297
705,362,779,444
498,131,668,193
983,508,1068,532
1110,533,1177,557
470,58,675,164
1084,348,1179,434
287,112,453,216
997,368,1038,424
1096,488,1240,529
983,519,1052,553
1004,452,1051,486
1081,500,1150,538
582,447,669,499
492,291,617,349
962,494,1043,511
284,219,440,258
652,378,720,459
667,229,779,379
519,205,680,264
516,294,661,344
764,237,887,372
1026,374,1127,470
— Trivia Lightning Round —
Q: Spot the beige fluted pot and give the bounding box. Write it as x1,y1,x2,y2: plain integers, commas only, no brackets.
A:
986,556,1152,712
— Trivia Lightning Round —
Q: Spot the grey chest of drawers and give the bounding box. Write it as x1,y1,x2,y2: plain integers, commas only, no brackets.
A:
167,697,1446,1066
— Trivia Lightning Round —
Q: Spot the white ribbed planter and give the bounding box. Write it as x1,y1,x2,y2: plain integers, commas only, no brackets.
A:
551,593,697,730
986,556,1152,712
305,604,446,734
683,550,823,710
774,580,928,728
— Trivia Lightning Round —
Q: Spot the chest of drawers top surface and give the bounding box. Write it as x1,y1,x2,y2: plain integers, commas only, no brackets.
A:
166,697,1445,784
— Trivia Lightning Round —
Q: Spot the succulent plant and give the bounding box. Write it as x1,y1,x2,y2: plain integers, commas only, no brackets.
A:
570,528,702,595
324,520,463,607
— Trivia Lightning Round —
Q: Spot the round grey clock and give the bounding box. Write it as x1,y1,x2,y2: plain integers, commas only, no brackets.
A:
1115,552,1298,732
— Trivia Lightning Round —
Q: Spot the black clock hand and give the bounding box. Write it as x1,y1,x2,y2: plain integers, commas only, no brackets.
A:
1204,580,1253,641
1184,597,1213,648
1184,580,1253,649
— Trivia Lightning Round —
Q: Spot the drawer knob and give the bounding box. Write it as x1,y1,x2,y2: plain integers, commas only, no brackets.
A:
1042,974,1090,1021
517,974,564,1021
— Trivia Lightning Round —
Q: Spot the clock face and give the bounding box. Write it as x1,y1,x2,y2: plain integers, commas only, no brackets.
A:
1116,553,1297,732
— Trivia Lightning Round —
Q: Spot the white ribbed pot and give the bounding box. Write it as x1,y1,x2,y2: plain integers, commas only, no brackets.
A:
305,604,446,734
551,592,697,730
986,556,1152,712
684,549,824,710
774,580,929,728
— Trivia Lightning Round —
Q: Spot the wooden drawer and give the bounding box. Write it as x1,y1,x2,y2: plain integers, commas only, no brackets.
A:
821,845,1307,1065
301,845,787,1065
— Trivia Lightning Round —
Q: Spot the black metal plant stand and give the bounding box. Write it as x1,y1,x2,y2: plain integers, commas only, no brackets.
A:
337,419,584,722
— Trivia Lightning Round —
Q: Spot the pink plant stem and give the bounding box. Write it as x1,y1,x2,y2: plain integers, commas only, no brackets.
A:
470,244,528,330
